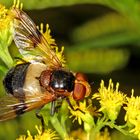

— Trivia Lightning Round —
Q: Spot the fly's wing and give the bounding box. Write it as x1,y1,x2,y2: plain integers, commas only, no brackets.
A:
11,7,63,68
0,93,56,121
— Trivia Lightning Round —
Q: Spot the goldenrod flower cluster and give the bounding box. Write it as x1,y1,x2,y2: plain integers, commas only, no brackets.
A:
124,91,140,139
0,4,13,68
0,4,11,30
93,79,126,121
16,126,59,140
38,23,65,66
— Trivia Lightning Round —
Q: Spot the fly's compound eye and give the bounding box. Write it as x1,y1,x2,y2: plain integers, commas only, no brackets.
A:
73,82,86,101
73,73,91,101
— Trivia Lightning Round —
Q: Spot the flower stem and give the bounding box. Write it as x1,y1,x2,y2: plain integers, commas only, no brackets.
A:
0,47,13,68
106,122,136,138
89,116,108,139
86,132,90,140
50,115,68,139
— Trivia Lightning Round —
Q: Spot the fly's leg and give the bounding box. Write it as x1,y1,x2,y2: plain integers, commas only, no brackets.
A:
65,97,74,110
14,57,27,63
66,97,85,114
50,101,56,116
36,107,45,133
50,98,64,115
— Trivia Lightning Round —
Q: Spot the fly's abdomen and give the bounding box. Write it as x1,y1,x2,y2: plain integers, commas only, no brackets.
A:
3,62,48,97
3,63,30,96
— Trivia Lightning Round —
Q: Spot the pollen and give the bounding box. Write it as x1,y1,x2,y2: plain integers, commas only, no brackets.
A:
92,79,125,121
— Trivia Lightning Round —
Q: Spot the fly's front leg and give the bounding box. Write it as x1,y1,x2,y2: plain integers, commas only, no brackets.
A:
50,101,56,116
66,97,85,114
65,97,74,110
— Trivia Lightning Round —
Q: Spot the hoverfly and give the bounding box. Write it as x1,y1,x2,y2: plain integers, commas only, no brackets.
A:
0,7,91,123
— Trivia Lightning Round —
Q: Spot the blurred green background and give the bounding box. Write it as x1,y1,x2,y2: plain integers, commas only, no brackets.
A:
0,0,140,139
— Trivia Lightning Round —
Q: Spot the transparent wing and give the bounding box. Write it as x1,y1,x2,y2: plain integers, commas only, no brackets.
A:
12,8,62,68
0,93,56,121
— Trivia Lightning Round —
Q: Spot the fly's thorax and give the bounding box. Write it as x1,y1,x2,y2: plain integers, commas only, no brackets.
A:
39,70,52,89
49,69,75,93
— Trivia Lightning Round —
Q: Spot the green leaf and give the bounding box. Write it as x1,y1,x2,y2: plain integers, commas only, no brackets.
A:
71,13,138,44
66,48,130,73
40,101,68,139
0,0,139,11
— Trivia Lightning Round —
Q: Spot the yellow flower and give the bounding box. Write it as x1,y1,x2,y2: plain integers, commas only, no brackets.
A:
16,126,59,140
124,90,140,139
69,100,94,132
129,120,140,140
38,23,65,66
93,79,125,121
0,4,8,18
17,131,33,140
0,0,21,30
0,4,14,67
38,23,56,47
95,128,111,140
0,4,9,29
35,126,59,140
0,4,13,35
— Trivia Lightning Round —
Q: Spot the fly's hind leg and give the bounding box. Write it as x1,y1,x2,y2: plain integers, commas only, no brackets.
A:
36,106,45,133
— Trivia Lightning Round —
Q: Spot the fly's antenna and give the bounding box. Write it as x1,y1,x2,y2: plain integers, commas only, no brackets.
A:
90,81,94,86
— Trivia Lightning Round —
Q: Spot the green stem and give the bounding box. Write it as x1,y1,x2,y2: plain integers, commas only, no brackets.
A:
60,116,67,134
89,116,136,139
50,115,68,139
0,46,13,68
89,116,108,139
0,65,8,74
106,122,136,138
